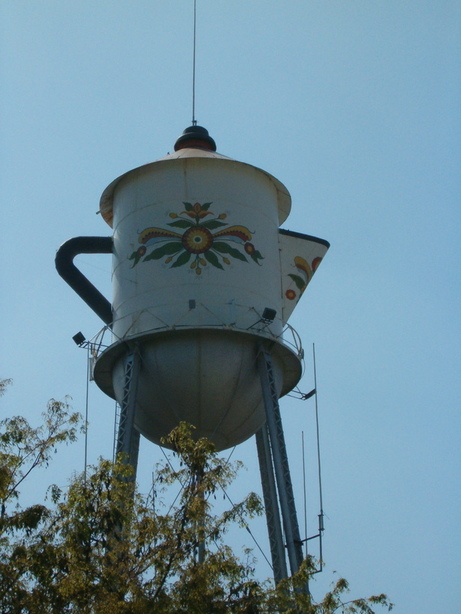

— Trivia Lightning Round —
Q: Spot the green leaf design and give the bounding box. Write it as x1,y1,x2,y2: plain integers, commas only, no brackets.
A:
201,220,228,230
128,251,142,267
144,242,184,261
250,250,264,265
213,242,248,262
168,219,195,229
182,201,193,211
288,273,306,290
171,250,191,267
201,202,213,210
205,251,224,270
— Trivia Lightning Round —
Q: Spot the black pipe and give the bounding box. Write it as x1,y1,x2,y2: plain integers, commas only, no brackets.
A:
55,236,113,326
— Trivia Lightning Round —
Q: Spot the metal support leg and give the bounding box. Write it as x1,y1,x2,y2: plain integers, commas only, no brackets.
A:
116,347,141,475
257,347,304,578
256,425,288,584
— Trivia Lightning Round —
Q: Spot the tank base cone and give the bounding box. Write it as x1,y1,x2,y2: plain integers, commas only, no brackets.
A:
94,328,302,451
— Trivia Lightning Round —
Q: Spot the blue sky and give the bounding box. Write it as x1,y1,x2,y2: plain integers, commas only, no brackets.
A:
1,2,460,611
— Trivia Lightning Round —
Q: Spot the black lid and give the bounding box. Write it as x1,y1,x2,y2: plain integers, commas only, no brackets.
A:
174,125,217,152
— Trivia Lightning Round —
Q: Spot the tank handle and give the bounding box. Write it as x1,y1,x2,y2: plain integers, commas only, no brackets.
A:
55,236,113,326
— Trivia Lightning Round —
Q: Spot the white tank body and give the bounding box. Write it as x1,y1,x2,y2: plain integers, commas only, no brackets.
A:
105,151,289,339
93,128,328,450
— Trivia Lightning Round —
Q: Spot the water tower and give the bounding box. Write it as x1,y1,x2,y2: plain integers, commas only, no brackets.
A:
56,124,329,583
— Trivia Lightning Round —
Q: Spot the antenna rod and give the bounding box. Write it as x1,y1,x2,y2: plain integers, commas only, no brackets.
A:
313,343,325,568
302,430,308,559
192,0,197,125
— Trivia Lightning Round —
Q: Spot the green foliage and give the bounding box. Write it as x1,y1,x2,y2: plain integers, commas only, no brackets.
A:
0,387,84,613
0,388,393,613
0,393,82,525
0,379,12,396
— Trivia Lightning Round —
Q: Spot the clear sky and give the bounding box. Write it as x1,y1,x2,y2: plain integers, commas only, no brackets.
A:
1,2,460,612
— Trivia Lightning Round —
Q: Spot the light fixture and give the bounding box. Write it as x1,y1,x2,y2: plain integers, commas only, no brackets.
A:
72,332,86,346
262,308,277,323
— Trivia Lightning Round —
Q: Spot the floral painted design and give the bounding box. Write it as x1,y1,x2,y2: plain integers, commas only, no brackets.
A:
285,256,322,300
129,202,263,275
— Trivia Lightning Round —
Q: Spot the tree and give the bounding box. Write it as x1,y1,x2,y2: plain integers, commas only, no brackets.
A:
0,383,393,613
0,380,83,611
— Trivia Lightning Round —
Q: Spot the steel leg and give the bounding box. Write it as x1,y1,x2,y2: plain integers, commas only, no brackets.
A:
257,346,304,578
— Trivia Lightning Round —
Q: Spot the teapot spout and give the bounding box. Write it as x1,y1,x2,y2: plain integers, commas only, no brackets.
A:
278,229,330,325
